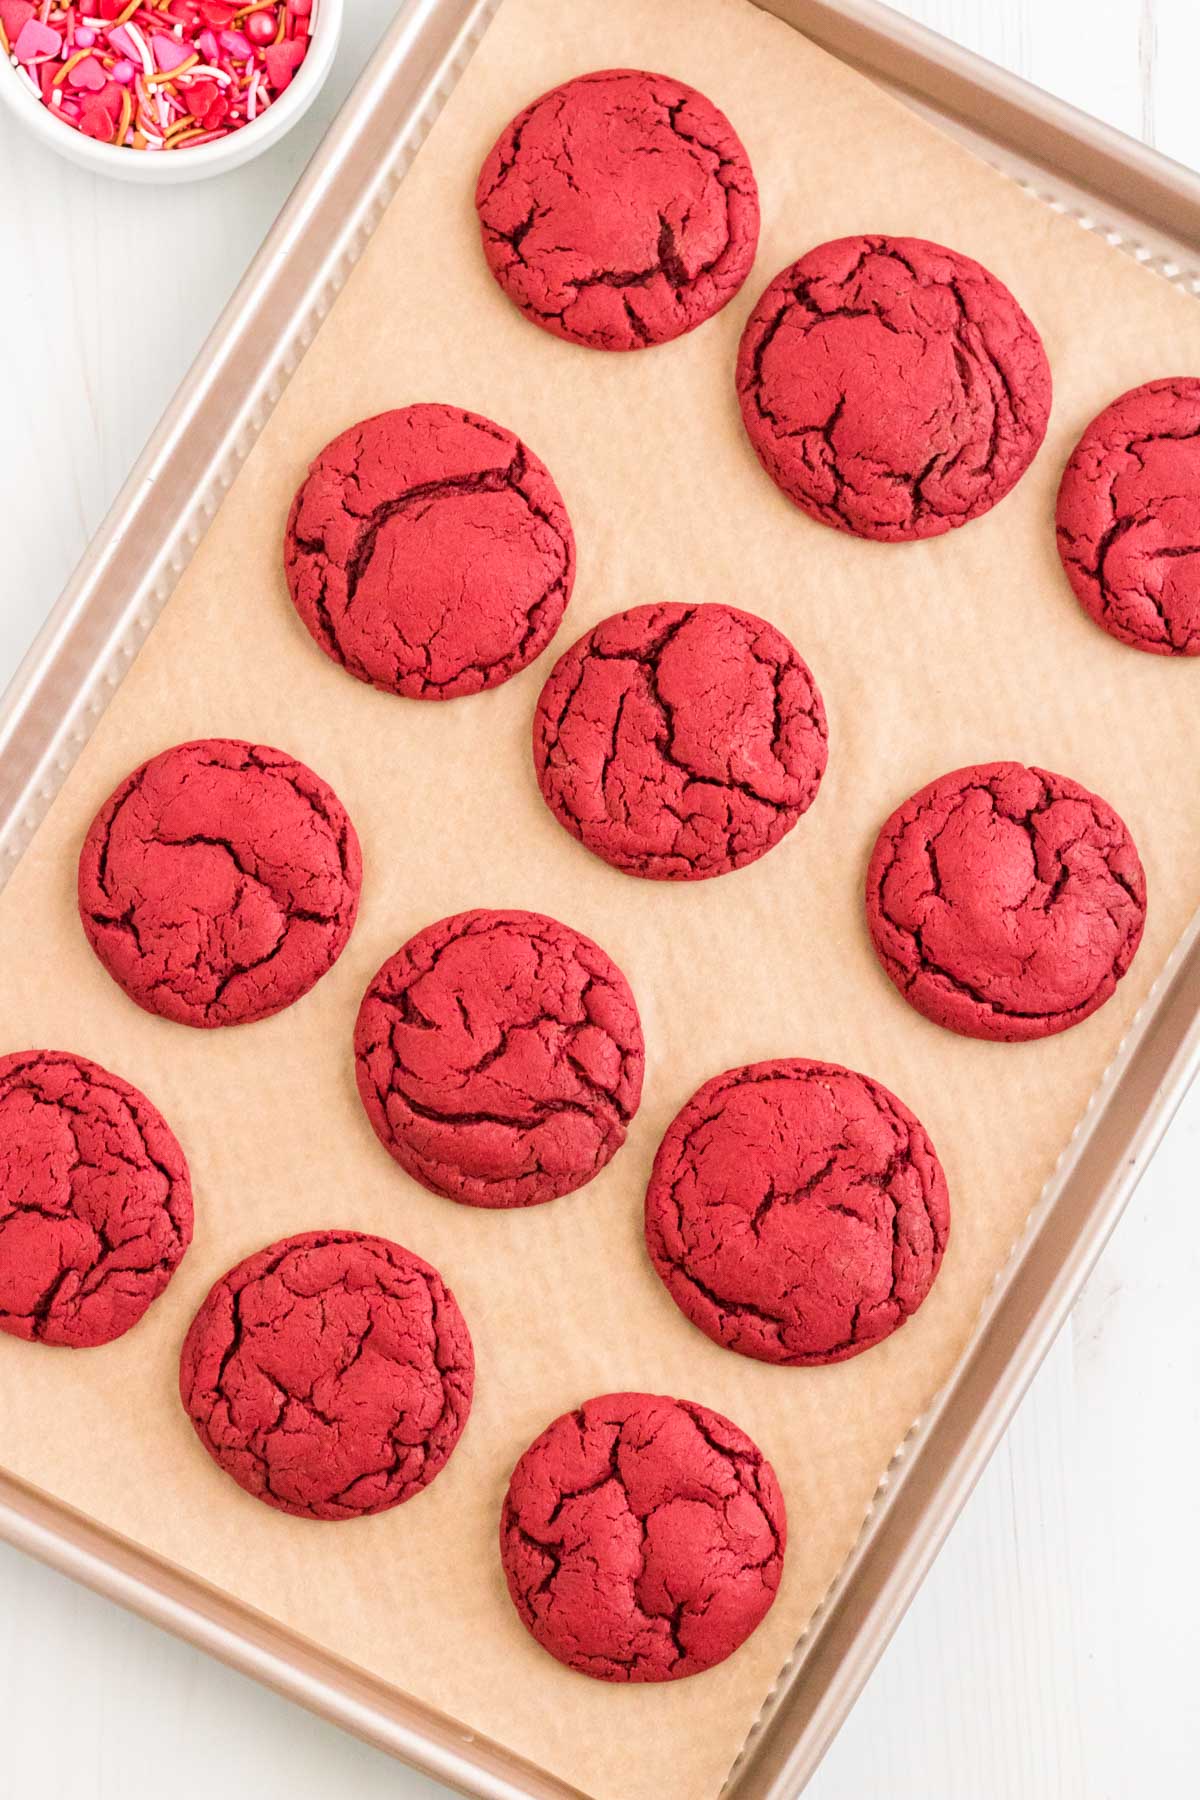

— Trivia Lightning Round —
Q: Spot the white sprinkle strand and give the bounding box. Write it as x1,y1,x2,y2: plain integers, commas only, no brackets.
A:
123,22,153,78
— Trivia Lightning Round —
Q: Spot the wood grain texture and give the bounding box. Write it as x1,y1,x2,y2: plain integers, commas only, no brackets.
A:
0,3,1197,1797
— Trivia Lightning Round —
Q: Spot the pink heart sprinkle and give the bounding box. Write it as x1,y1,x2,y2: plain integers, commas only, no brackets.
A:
106,24,139,60
151,31,192,71
218,28,252,59
68,55,108,92
12,17,60,61
197,28,218,62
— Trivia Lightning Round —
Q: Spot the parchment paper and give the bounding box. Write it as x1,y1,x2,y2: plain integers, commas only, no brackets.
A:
4,2,1200,1796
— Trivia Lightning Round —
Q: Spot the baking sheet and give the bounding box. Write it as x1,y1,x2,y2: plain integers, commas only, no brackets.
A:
3,1,1200,1797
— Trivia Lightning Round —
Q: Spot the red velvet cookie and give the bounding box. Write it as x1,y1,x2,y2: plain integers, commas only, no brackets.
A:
0,1050,192,1349
533,603,827,881
866,762,1146,1041
476,69,759,351
736,235,1051,541
284,405,576,697
1056,377,1200,654
499,1392,785,1681
355,909,644,1208
645,1060,948,1366
179,1229,473,1520
78,739,362,1029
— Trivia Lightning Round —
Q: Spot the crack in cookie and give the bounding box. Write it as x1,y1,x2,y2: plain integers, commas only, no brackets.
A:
0,1050,192,1348
179,1230,473,1520
285,405,575,698
499,1392,785,1680
736,235,1051,541
644,1059,948,1366
355,909,644,1208
78,739,362,1029
1056,377,1200,654
866,761,1146,1041
533,602,828,881
476,69,759,351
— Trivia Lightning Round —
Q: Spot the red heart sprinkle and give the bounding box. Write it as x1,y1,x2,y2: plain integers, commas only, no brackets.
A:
185,78,217,119
0,0,34,44
264,37,304,90
198,1,237,26
79,99,116,142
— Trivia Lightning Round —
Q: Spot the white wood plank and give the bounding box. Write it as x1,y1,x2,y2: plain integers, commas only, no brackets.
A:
0,1538,442,1800
890,0,1145,141
1146,0,1200,169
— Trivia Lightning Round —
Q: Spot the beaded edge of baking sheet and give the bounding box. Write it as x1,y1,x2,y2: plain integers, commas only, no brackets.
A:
722,179,1200,1793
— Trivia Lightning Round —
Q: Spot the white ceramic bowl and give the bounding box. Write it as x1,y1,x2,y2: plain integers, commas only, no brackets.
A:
0,0,342,182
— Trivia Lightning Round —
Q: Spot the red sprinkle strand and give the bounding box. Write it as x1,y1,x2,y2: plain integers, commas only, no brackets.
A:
2,1,315,151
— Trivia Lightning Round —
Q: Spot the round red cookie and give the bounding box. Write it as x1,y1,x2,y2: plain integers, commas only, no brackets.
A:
475,68,759,352
179,1230,474,1520
78,739,362,1029
646,1060,948,1366
284,405,576,697
533,603,828,881
736,235,1051,541
1056,377,1200,654
499,1391,785,1681
866,762,1146,1041
0,1050,192,1349
355,909,644,1208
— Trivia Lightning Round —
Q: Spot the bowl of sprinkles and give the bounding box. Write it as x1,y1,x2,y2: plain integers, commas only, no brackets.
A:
0,0,342,179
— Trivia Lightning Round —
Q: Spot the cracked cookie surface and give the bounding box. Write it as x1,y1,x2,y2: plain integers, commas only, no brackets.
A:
179,1229,473,1520
736,235,1051,541
645,1060,948,1366
78,739,362,1029
0,1050,192,1349
1056,377,1200,654
285,405,576,697
866,762,1146,1041
475,68,759,351
355,909,644,1208
533,603,827,881
499,1391,785,1681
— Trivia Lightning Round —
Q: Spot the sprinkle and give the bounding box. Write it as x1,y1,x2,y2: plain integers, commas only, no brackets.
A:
5,0,316,150
53,46,94,85
12,14,58,58
0,3,35,49
146,48,197,82
122,22,154,76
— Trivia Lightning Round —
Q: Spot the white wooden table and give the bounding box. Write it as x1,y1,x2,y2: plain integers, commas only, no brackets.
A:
3,4,1199,1796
